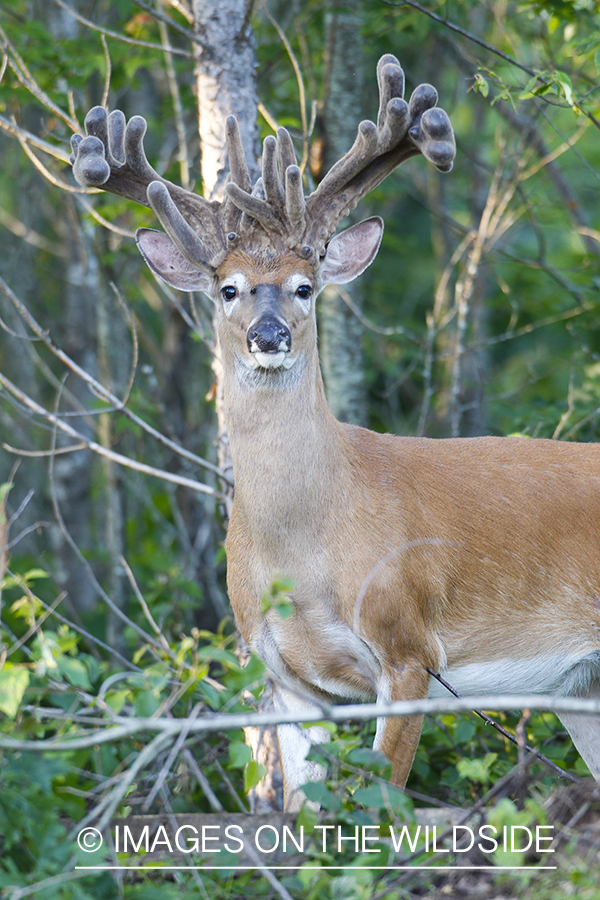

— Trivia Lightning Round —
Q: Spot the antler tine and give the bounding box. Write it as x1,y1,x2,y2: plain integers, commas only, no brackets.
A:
276,127,297,177
285,166,306,232
261,134,284,208
122,115,164,185
70,132,111,189
225,116,253,193
107,110,126,165
407,86,455,173
376,54,405,130
71,106,230,268
146,181,222,273
225,180,283,234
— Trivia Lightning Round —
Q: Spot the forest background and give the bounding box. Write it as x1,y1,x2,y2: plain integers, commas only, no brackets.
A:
1,0,600,897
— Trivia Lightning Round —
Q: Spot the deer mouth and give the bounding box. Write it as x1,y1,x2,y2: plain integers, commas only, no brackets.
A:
251,348,288,370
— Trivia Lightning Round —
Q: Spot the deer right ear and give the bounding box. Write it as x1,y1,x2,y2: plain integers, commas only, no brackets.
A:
136,228,214,294
319,216,384,286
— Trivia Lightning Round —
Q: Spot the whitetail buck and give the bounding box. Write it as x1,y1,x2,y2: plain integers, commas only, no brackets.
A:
71,55,600,809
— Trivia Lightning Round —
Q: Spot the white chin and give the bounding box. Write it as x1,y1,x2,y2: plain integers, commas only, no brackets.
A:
253,351,287,369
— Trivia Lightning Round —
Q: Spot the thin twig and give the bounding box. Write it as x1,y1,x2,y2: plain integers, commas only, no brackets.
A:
0,207,68,256
16,134,95,194
156,0,190,189
75,195,136,238
7,571,139,670
383,0,540,80
142,703,202,810
5,867,88,900
52,0,194,57
46,419,204,654
0,274,228,484
263,8,310,173
0,370,221,498
5,591,67,658
427,668,580,783
0,23,79,131
120,555,171,653
0,113,73,165
131,0,205,48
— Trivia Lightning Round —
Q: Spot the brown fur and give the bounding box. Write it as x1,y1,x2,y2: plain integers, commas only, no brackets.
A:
217,250,313,286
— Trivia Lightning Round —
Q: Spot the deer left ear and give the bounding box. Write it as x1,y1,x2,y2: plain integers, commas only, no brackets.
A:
319,216,384,285
136,228,215,294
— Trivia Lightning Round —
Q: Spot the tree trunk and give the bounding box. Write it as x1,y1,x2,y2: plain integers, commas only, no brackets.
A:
191,0,281,811
318,0,368,427
192,0,260,519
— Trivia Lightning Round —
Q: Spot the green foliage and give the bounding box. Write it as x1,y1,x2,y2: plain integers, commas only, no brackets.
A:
261,575,296,620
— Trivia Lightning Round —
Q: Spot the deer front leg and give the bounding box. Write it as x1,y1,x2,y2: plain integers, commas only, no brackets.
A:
374,663,431,786
272,682,330,812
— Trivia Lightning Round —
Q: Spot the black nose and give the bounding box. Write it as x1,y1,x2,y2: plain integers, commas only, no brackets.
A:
247,319,291,354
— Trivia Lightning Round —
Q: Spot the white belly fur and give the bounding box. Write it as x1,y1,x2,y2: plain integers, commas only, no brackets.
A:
429,652,600,699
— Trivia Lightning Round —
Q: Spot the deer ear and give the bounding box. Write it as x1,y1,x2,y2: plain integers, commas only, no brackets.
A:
319,216,384,285
136,228,214,294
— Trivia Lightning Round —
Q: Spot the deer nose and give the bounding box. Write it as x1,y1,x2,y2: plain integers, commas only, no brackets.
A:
246,319,291,354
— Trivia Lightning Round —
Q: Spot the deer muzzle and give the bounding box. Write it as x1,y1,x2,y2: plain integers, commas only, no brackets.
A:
246,316,292,369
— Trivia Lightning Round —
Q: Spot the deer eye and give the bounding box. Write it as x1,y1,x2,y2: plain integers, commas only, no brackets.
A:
221,285,237,301
296,284,312,300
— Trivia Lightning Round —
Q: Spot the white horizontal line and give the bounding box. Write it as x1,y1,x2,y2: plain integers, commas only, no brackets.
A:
75,865,558,871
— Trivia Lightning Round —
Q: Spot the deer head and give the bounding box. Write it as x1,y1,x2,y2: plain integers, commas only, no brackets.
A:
70,55,455,378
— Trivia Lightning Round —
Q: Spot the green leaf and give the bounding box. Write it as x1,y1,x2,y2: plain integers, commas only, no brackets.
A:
229,741,252,769
454,719,477,742
243,759,267,791
0,665,30,718
472,73,489,97
457,752,498,784
347,748,391,775
133,689,161,717
353,783,411,815
105,689,130,714
57,656,91,689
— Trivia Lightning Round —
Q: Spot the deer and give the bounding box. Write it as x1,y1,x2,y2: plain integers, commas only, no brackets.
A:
70,54,600,810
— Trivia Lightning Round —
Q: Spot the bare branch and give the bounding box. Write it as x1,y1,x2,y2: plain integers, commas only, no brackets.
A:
1,693,599,753
52,0,194,58
100,34,111,109
157,1,191,189
0,274,229,483
130,0,205,48
263,8,310,174
0,22,80,132
0,207,68,256
0,113,76,166
17,133,98,194
0,370,222,498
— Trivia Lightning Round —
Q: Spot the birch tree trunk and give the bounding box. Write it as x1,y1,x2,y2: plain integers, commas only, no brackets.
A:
192,0,260,519
191,0,281,811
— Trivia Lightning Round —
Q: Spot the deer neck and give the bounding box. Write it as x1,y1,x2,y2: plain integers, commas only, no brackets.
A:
222,343,348,531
